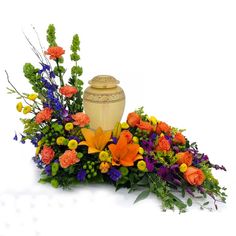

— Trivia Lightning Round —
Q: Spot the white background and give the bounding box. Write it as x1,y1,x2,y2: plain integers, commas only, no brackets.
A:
0,0,236,235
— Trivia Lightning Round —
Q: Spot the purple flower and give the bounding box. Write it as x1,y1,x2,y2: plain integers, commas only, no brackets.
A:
144,157,155,172
77,169,86,182
45,165,51,176
107,167,121,181
157,166,170,179
13,133,18,141
149,132,157,141
112,137,118,144
68,136,80,143
141,140,154,153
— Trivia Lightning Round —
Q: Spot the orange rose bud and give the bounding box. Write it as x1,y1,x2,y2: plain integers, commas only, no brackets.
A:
137,121,153,132
41,145,55,165
176,151,193,166
120,130,133,143
173,132,186,145
156,136,171,151
59,85,78,98
184,166,205,186
45,46,65,60
156,121,171,135
127,112,141,127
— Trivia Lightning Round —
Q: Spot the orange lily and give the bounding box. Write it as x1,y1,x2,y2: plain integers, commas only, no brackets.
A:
108,135,142,167
79,127,112,154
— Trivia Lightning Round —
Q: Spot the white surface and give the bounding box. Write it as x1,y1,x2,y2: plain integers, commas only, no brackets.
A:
0,0,236,235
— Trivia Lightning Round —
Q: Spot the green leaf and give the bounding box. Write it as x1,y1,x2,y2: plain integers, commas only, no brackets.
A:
134,190,150,204
187,198,192,206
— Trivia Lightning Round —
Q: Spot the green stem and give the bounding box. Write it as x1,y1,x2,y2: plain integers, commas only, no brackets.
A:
56,59,64,86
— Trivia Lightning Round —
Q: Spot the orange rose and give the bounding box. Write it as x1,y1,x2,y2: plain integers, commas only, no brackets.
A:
45,46,65,60
127,112,141,127
156,136,171,151
120,130,133,143
35,108,53,124
41,145,55,165
156,121,171,135
137,121,153,132
176,151,193,166
173,132,186,145
59,150,79,168
184,166,205,186
71,112,90,127
59,85,78,98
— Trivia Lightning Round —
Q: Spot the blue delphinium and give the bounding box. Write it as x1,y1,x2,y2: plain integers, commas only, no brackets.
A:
77,169,86,182
107,167,121,181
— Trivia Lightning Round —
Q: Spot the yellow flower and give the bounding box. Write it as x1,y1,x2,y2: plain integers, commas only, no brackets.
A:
106,156,112,163
16,102,23,112
35,146,41,155
79,127,112,154
121,122,129,129
137,160,147,172
179,163,188,173
138,147,144,155
56,136,66,145
99,162,111,173
65,122,74,131
38,140,42,146
27,94,38,101
99,151,109,162
68,139,78,150
23,106,32,114
160,133,164,137
148,116,158,125
132,136,139,144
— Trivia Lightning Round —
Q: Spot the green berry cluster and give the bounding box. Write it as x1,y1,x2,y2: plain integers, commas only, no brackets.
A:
82,161,98,179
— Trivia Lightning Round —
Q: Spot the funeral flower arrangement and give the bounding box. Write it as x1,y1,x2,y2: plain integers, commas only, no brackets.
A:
7,25,227,212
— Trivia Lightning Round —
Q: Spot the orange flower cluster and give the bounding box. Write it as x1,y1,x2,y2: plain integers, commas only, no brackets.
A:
71,112,90,127
41,145,55,165
35,108,53,124
59,85,78,98
45,46,65,60
59,150,79,168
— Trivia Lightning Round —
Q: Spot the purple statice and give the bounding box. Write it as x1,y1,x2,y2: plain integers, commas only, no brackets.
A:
62,109,69,118
144,156,155,172
13,133,18,141
112,137,118,144
68,136,80,143
77,169,87,182
149,132,157,141
157,166,170,179
45,165,51,176
107,167,121,181
141,140,154,153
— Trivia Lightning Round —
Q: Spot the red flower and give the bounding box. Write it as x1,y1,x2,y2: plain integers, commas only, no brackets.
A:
173,132,186,145
156,121,171,135
59,85,78,98
137,121,153,132
41,145,55,165
156,136,171,151
45,46,65,60
127,112,141,127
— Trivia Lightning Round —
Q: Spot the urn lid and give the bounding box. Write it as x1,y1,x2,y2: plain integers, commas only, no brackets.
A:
89,75,120,88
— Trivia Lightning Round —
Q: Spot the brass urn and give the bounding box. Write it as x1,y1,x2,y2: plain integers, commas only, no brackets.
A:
83,75,125,131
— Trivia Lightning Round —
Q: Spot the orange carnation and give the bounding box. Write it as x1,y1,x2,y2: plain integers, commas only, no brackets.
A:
127,112,141,127
59,150,79,168
184,166,205,186
156,136,171,151
71,112,90,127
120,130,133,143
156,121,171,135
137,121,153,132
45,46,65,60
59,85,78,98
35,108,53,124
173,132,186,145
41,145,55,165
176,151,193,166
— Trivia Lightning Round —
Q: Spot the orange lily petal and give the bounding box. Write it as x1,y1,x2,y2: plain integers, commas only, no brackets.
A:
88,147,101,154
81,128,95,147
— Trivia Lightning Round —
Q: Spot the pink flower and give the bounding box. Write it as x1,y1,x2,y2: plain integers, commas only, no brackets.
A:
71,112,90,127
